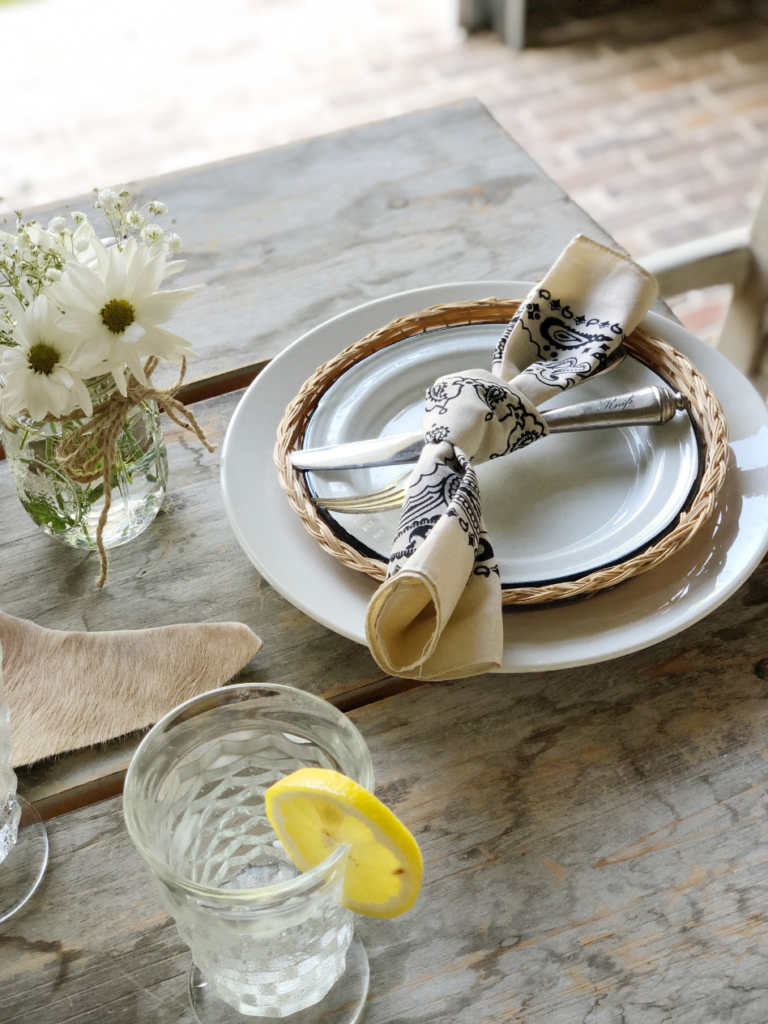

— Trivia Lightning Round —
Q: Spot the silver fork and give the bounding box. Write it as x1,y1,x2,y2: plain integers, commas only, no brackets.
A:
314,472,412,513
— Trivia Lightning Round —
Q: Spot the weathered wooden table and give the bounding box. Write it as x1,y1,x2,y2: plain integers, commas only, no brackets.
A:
3,99,768,1024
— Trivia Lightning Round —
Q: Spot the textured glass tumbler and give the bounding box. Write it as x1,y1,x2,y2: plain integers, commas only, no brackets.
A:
123,684,374,1022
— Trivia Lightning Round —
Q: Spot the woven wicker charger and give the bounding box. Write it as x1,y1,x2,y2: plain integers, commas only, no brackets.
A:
275,299,728,605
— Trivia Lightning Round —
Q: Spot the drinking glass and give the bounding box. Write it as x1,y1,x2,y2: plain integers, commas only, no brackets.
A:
0,640,48,923
123,684,374,1023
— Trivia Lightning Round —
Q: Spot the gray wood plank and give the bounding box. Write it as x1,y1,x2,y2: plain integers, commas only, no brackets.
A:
4,94,764,1024
5,605,768,1022
22,100,621,384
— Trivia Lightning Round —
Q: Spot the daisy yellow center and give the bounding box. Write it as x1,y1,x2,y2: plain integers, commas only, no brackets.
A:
101,298,135,335
28,342,60,375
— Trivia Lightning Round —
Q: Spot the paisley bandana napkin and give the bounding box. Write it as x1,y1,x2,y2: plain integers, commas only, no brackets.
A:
365,235,658,681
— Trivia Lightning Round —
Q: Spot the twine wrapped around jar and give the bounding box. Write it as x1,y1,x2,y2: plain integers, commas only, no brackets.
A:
56,356,215,587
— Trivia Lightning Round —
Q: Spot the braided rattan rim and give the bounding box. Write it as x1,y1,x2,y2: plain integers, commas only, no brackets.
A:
275,299,728,605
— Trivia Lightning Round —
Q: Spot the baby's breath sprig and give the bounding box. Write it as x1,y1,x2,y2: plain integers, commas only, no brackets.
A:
0,187,182,338
0,219,67,314
0,305,15,347
92,188,181,254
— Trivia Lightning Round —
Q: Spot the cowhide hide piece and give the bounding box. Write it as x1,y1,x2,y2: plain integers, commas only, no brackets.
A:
0,611,262,766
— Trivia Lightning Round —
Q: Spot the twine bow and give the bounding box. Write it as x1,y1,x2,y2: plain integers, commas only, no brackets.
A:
56,356,215,587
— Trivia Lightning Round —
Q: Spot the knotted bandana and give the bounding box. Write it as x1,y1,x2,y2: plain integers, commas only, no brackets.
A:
365,235,658,680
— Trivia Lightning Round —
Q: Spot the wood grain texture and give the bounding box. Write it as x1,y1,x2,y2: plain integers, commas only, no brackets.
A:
5,593,768,1022
23,100,624,384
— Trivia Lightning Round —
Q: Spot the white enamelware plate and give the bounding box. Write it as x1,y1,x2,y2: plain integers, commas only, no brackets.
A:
302,323,699,586
221,282,768,672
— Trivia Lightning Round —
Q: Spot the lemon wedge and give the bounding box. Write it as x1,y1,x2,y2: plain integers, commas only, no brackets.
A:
265,768,422,918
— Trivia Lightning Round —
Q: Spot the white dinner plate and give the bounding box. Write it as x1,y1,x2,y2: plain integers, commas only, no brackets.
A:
221,282,768,672
302,323,699,587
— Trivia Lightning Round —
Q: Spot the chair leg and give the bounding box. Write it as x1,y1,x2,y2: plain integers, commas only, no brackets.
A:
460,0,527,48
459,0,492,32
716,268,767,375
716,181,768,376
500,0,526,49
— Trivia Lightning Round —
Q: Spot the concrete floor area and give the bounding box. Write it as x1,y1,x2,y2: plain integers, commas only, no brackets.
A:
2,0,767,342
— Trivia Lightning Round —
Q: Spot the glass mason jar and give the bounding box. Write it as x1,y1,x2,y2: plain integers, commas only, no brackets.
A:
0,375,168,549
123,684,374,1021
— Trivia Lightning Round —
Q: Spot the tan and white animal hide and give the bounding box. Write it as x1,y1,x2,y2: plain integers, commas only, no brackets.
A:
0,612,262,766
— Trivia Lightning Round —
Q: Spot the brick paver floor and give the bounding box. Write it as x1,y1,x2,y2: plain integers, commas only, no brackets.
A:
2,0,767,343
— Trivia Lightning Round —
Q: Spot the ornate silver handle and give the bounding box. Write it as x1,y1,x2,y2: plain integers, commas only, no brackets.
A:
544,386,689,432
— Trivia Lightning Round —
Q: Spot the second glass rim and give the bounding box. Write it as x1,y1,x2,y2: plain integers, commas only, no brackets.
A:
123,682,374,905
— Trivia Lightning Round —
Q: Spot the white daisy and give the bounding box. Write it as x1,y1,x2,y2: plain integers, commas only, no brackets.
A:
48,235,199,396
37,217,99,265
0,294,93,421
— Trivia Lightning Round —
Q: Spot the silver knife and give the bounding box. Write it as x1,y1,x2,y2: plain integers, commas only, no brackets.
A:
290,386,689,471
